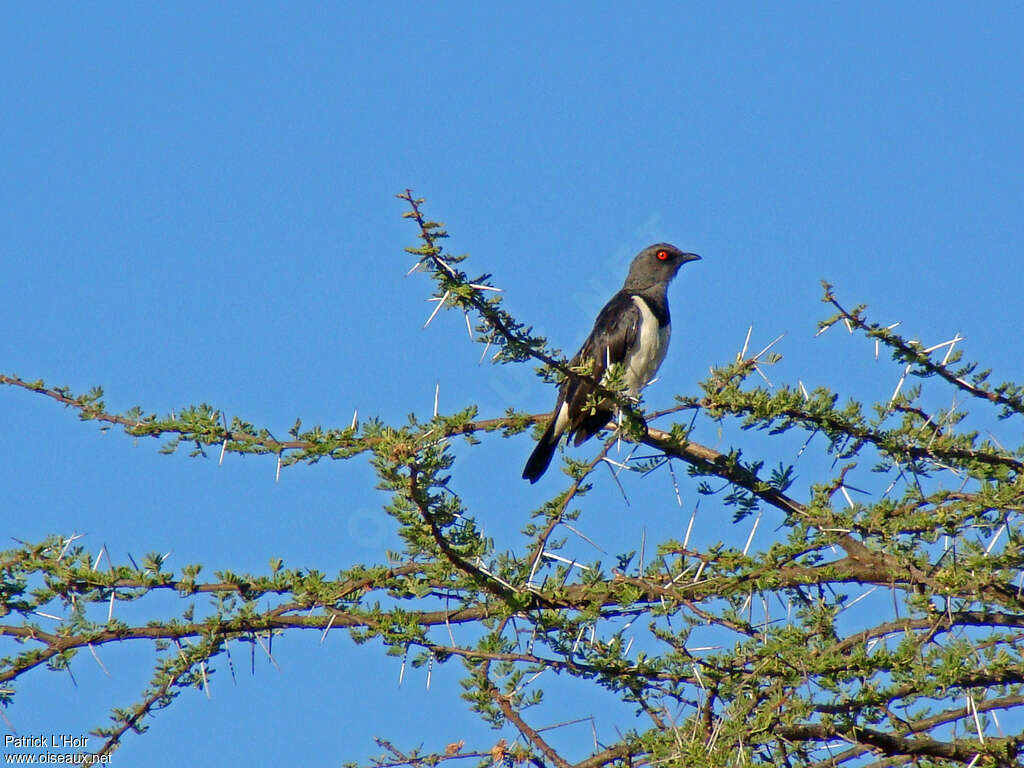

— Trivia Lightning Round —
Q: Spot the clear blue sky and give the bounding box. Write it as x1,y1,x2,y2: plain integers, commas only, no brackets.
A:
2,3,1023,765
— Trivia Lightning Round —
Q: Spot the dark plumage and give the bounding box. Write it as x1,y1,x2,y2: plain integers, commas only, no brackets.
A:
522,244,700,483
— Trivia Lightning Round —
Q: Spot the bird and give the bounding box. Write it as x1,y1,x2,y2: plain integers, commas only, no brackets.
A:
522,244,701,483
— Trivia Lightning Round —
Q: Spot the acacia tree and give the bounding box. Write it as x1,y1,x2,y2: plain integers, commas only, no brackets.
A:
2,192,1023,767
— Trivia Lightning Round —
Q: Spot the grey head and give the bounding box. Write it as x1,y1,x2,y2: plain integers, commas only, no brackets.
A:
622,243,701,292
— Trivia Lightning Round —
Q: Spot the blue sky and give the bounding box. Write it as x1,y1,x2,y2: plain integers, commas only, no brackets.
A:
2,3,1023,765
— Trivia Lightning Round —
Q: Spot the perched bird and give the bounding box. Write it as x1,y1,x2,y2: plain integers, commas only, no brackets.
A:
522,244,700,483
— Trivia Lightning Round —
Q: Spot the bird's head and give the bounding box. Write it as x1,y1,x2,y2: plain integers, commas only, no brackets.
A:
623,243,701,291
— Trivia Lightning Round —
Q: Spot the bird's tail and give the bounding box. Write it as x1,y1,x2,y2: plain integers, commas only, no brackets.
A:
522,420,561,483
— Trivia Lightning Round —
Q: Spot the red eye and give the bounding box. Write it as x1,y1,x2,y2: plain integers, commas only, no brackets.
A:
656,250,669,260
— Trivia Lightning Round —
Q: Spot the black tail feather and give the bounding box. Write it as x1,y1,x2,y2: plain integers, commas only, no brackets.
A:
522,421,560,483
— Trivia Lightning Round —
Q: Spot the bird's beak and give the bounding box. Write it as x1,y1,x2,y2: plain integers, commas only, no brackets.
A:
682,253,701,263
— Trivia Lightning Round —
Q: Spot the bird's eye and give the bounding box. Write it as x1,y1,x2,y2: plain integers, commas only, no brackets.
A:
656,250,669,260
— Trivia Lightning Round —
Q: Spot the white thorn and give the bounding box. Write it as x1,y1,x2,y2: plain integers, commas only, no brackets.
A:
253,633,281,670
668,460,682,506
423,291,450,328
561,523,606,552
922,334,961,354
600,456,634,471
88,644,111,677
984,524,1006,556
478,333,494,364
433,256,457,278
990,708,1004,738
942,333,964,365
220,414,229,465
742,512,761,556
542,553,592,571
571,625,586,656
683,504,698,551
752,333,785,361
840,485,854,508
639,527,646,575
320,613,336,644
56,533,83,561
200,660,211,700
889,364,911,405
692,662,707,692
527,550,544,588
969,693,985,743
739,325,753,360
838,586,879,614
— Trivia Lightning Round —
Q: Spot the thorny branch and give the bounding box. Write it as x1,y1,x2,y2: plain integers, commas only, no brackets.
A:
823,287,1024,418
3,194,1024,767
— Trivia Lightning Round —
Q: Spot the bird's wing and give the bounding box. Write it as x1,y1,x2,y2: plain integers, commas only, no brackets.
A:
561,291,640,439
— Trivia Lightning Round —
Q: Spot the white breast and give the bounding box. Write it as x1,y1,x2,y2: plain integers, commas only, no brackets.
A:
623,295,670,396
